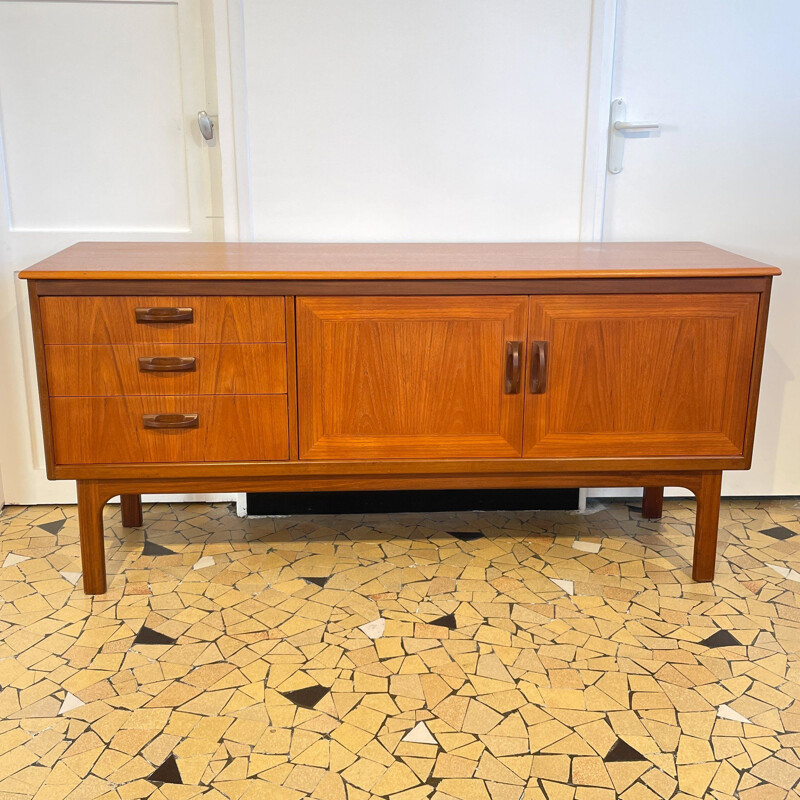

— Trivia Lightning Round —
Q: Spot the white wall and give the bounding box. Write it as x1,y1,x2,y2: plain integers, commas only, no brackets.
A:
238,0,600,242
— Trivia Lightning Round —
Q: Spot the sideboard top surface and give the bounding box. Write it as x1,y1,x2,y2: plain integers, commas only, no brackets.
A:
20,241,781,281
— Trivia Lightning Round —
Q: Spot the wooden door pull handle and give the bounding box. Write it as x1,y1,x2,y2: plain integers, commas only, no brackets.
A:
142,413,199,429
530,341,548,394
138,356,196,372
504,341,523,394
135,307,193,323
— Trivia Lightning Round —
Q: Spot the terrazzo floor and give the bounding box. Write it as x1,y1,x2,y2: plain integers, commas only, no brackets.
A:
1,497,799,800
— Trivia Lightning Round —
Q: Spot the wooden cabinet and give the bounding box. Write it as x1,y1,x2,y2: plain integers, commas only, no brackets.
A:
523,294,760,458
20,241,780,594
296,296,527,459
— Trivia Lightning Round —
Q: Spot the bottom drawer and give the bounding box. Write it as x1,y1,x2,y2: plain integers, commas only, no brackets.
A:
51,396,289,464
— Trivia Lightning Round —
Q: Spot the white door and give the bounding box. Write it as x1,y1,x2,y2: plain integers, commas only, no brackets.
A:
0,0,220,504
604,0,800,495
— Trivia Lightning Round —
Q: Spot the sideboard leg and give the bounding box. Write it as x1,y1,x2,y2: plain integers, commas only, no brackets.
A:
692,471,722,582
77,480,108,595
120,494,143,527
641,486,664,519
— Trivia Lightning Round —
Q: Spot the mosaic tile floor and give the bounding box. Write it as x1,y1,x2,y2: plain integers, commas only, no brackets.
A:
1,497,799,800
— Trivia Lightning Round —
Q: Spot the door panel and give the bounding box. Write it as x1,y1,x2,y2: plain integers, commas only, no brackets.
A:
523,294,760,458
297,296,527,459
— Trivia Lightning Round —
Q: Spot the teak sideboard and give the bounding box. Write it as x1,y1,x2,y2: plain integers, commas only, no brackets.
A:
20,242,780,595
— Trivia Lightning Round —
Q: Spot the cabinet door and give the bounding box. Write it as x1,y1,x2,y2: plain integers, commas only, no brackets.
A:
523,294,760,458
297,296,527,459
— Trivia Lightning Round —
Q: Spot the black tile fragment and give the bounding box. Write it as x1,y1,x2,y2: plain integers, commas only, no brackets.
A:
282,684,330,709
38,519,65,535
699,630,742,648
148,754,182,784
761,525,796,541
448,531,484,541
301,576,329,587
143,539,176,556
429,613,457,630
605,738,647,762
134,626,176,646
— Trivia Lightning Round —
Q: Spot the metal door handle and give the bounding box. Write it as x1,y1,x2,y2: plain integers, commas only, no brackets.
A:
608,99,661,174
197,110,214,141
504,341,522,394
613,121,660,132
530,341,548,394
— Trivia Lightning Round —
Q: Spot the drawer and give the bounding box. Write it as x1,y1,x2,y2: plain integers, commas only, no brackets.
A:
51,396,288,464
41,296,285,344
45,343,287,396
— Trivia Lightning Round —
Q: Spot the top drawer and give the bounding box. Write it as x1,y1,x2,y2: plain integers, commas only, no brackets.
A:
40,296,285,344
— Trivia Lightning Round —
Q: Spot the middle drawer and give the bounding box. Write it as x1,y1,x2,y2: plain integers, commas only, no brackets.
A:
46,343,287,396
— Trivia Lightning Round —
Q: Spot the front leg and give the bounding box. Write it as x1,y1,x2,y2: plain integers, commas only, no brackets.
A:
692,471,722,582
76,480,108,595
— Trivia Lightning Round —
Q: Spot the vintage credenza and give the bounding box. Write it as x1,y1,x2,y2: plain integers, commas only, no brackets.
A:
20,242,779,594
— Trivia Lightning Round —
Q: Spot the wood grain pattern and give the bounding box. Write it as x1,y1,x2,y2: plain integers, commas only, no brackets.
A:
20,241,781,281
523,294,760,458
51,396,289,464
41,296,285,344
297,296,527,459
45,343,287,396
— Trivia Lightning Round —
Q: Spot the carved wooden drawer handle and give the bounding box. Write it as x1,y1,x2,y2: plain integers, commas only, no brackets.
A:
138,356,197,373
530,341,548,394
142,413,199,429
135,307,193,323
